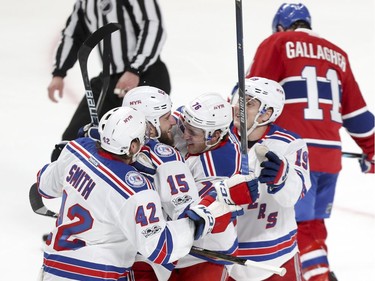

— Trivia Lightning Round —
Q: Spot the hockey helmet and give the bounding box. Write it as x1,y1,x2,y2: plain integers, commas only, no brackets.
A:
183,93,232,140
243,77,285,125
122,86,172,139
272,3,311,33
98,106,147,155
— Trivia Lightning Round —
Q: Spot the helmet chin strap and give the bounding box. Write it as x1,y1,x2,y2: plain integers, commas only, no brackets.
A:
145,122,160,140
202,129,227,152
246,120,259,138
131,143,143,162
242,112,270,141
240,109,262,139
153,122,162,139
203,137,221,152
245,104,272,138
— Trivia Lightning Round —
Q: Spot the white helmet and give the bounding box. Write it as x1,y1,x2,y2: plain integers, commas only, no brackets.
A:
183,93,232,140
244,77,285,125
122,86,172,139
98,106,147,155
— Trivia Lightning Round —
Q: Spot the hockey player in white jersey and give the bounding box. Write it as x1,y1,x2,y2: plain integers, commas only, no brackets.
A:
123,86,199,220
169,93,259,281
226,77,311,281
36,106,242,281
122,86,200,280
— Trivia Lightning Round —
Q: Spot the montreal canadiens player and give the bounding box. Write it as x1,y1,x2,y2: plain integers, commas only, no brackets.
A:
246,3,374,280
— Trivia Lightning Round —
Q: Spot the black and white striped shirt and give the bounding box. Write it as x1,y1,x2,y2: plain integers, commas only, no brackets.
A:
52,0,166,77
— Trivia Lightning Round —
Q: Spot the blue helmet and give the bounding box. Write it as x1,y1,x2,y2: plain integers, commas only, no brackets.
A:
272,3,311,33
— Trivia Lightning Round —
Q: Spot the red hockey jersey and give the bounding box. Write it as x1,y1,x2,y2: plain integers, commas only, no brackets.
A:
247,28,374,173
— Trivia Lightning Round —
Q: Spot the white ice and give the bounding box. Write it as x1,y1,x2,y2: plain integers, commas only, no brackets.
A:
0,0,374,280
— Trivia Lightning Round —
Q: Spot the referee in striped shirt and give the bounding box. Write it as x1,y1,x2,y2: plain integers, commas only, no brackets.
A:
47,0,170,141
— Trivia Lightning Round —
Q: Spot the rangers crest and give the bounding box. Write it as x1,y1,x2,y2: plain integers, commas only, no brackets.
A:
125,171,145,188
154,143,175,157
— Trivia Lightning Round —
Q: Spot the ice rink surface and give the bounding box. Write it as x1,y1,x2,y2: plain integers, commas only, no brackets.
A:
0,0,374,280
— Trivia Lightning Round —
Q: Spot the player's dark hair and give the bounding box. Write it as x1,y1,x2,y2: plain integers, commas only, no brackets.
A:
290,20,311,30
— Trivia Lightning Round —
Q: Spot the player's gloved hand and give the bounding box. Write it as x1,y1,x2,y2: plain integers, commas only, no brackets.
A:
133,151,156,176
255,145,289,193
50,141,69,162
186,191,244,240
214,174,259,205
77,123,100,140
359,154,374,174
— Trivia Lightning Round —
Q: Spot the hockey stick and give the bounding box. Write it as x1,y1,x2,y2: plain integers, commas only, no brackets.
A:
29,185,285,275
190,246,286,276
342,151,363,159
78,22,121,125
235,0,249,174
96,32,111,116
29,183,58,218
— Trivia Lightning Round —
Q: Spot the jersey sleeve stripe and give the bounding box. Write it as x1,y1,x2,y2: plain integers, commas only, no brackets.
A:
43,253,129,280
342,106,369,119
37,164,56,199
201,152,216,177
148,227,173,264
237,230,297,262
265,131,295,143
229,133,242,172
68,141,136,198
343,110,374,135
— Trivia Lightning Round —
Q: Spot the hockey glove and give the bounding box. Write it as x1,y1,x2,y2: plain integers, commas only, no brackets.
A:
133,151,156,176
186,192,244,240
359,154,374,174
77,123,100,140
255,145,289,193
215,174,259,205
50,141,69,162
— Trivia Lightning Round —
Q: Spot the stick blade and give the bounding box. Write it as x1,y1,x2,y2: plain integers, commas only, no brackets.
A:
78,22,121,61
29,183,58,218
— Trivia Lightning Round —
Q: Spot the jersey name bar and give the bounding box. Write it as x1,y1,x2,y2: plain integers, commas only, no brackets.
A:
66,164,96,200
285,41,346,72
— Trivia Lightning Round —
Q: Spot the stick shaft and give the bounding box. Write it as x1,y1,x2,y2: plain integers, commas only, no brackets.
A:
235,0,249,174
96,34,111,116
190,246,286,276
342,151,363,159
78,23,121,125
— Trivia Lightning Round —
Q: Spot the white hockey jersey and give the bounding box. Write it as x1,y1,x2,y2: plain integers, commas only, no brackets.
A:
228,124,311,281
132,139,200,280
176,132,242,268
37,138,195,281
134,139,200,220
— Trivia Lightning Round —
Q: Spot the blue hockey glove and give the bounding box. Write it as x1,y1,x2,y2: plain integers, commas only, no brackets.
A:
186,192,243,240
77,123,100,140
215,174,259,205
359,154,374,174
255,145,289,193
